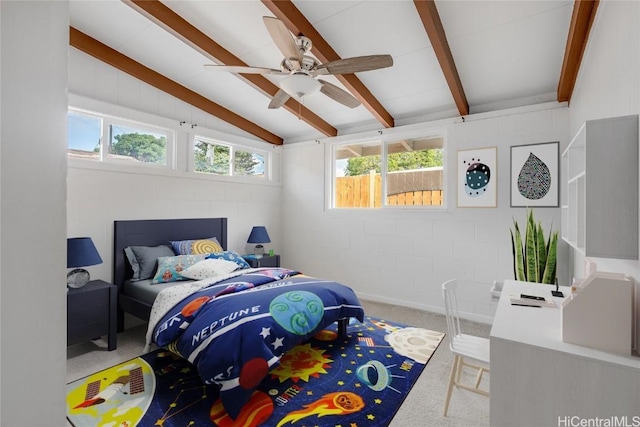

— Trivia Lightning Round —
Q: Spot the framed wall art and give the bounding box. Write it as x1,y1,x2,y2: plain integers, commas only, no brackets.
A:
510,141,559,207
457,146,497,208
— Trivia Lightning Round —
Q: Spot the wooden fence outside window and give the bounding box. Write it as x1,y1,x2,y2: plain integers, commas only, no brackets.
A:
335,168,443,208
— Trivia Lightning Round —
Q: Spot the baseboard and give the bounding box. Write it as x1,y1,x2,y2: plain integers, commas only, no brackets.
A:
357,291,495,325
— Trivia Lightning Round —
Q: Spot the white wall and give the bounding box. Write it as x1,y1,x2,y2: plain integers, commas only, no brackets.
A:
68,50,286,289
566,0,640,349
67,164,284,285
1,1,68,425
282,104,569,324
569,0,639,136
69,49,264,143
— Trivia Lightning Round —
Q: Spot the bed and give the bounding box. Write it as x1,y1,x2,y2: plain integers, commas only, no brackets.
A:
113,218,364,419
114,218,229,331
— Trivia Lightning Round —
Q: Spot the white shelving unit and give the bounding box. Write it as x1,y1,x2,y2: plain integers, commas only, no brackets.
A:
561,123,586,252
561,115,639,259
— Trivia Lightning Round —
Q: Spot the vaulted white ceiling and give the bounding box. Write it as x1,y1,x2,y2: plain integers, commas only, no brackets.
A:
69,0,597,145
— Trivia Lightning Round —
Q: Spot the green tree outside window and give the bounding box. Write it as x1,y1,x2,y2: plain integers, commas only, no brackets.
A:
344,148,443,176
110,132,166,164
194,141,261,175
195,141,230,175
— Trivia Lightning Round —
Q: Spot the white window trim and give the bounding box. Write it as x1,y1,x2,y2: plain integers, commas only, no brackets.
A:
68,94,280,186
105,115,175,169
69,105,176,170
192,135,270,179
326,126,449,211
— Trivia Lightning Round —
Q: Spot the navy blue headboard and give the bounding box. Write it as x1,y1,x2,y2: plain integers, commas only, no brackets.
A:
113,218,228,290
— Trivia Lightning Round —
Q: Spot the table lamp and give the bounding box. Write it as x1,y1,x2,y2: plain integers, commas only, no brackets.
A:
247,226,270,258
67,237,103,288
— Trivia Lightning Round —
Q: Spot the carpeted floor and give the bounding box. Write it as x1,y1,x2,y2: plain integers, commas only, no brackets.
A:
66,299,491,427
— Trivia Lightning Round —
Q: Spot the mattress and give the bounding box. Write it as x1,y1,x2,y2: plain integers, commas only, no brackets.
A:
123,279,192,306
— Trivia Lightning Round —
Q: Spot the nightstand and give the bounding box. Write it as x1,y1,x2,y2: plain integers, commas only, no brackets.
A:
67,279,117,350
246,254,280,268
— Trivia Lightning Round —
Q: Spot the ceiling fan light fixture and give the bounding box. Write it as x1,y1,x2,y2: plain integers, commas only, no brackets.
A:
280,73,321,99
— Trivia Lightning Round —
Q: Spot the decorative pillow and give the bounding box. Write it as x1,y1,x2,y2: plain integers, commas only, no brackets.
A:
124,245,175,281
170,237,223,255
151,254,208,284
179,258,240,280
206,250,251,270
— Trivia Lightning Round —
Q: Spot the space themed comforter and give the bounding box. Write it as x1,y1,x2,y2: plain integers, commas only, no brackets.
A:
146,267,364,419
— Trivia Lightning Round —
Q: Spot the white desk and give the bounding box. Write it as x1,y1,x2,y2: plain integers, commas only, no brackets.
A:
490,280,640,427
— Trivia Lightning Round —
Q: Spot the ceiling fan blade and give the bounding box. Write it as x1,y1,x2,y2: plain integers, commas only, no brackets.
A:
312,54,393,76
268,89,291,109
263,17,301,64
319,80,361,108
204,64,286,75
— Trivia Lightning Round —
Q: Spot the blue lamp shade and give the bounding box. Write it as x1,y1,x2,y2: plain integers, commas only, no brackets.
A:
67,237,102,288
247,226,271,244
247,226,270,257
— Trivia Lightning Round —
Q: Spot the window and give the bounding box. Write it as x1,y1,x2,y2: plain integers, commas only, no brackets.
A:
107,122,167,165
68,110,101,160
332,135,444,208
194,137,266,178
68,108,172,167
335,141,382,208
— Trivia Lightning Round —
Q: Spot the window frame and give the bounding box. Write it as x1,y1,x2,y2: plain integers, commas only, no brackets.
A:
192,134,270,180
68,106,175,169
329,128,448,210
67,95,280,186
67,109,103,160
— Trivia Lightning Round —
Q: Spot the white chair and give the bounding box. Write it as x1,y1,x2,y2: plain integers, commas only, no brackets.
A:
441,279,490,416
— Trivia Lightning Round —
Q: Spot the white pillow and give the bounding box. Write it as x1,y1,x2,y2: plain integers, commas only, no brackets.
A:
179,258,239,280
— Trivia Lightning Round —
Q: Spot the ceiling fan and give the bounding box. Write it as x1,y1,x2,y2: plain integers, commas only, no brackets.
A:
205,16,393,109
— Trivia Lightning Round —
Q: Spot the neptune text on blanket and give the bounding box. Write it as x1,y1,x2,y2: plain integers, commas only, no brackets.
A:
191,305,261,346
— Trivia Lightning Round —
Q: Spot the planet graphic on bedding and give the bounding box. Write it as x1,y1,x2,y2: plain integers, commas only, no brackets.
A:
269,291,324,335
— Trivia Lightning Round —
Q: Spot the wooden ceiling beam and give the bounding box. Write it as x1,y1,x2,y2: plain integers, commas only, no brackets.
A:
413,0,469,117
557,0,599,103
125,0,337,139
262,0,395,129
69,27,283,145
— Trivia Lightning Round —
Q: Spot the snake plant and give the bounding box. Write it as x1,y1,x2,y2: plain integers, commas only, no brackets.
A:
510,209,558,284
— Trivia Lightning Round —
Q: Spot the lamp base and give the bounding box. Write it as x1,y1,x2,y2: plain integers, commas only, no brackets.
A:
67,268,90,288
254,244,264,259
